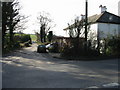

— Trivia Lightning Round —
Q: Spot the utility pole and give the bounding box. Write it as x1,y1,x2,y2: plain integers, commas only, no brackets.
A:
85,0,88,51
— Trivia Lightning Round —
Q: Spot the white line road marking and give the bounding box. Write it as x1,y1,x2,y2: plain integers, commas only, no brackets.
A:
88,86,99,88
102,82,119,88
87,82,119,88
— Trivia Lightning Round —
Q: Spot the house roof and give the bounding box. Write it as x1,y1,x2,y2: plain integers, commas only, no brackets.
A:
96,11,120,24
87,13,103,24
64,11,120,30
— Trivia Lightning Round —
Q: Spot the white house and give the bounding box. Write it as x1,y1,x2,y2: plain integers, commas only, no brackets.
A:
87,11,120,50
64,9,120,51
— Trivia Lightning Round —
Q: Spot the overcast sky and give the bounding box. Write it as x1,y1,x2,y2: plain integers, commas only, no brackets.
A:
19,0,120,36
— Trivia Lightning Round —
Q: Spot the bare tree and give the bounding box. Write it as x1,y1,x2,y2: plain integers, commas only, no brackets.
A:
68,16,84,38
67,16,91,53
14,15,29,33
37,11,55,43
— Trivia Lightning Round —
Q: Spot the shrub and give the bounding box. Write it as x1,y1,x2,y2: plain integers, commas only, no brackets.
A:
21,34,32,44
61,45,99,58
3,34,32,54
61,38,100,58
106,37,120,56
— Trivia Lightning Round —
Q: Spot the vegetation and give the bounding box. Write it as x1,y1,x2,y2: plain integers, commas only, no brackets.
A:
60,36,120,60
61,16,119,60
61,16,95,59
47,31,53,42
2,0,29,54
36,11,55,43
105,36,120,56
3,33,32,53
30,34,37,42
61,39,99,59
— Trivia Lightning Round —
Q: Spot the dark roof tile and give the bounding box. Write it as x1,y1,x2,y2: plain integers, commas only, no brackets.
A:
64,11,120,30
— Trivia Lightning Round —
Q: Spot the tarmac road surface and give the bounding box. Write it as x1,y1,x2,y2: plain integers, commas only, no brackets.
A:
2,44,119,88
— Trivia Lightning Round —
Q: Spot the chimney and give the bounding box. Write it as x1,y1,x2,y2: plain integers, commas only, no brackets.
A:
81,14,85,20
99,5,107,13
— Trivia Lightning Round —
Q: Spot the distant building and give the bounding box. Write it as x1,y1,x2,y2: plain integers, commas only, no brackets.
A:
54,36,85,50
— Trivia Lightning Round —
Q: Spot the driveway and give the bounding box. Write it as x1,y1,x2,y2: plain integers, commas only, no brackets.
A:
2,44,119,88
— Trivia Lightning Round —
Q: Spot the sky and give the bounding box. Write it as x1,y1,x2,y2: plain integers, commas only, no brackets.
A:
19,0,120,36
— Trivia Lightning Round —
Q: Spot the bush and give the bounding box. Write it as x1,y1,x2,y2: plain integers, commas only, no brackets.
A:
61,38,100,58
106,46,113,55
106,37,120,56
15,34,32,47
61,45,99,58
87,48,100,56
21,34,32,44
13,42,21,48
3,34,32,54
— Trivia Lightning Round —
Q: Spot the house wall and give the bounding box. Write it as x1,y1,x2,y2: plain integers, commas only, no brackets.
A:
119,25,120,36
88,23,120,50
88,23,98,40
98,23,119,39
64,22,120,50
87,23,98,49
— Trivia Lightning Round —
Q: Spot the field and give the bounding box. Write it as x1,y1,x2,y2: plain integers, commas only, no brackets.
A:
30,34,37,42
14,33,37,42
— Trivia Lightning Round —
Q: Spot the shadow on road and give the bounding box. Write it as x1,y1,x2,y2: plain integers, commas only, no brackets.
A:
2,44,119,88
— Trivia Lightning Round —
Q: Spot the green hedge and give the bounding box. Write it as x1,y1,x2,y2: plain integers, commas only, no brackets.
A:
3,33,32,54
106,37,120,56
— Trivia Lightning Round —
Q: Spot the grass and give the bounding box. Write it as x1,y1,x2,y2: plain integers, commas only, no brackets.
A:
30,34,37,42
15,33,37,42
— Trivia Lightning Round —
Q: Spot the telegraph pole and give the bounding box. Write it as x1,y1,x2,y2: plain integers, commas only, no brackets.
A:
85,0,88,51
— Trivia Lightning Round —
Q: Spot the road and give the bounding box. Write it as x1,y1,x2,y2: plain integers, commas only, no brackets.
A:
2,44,119,88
